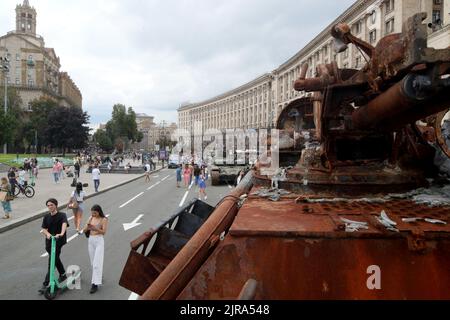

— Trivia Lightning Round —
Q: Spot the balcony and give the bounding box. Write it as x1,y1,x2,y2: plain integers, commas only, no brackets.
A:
27,59,35,67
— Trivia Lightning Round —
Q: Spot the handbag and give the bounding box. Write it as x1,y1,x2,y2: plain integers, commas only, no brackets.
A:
68,197,79,209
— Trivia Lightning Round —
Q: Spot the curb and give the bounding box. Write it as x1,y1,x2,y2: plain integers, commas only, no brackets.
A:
0,167,166,234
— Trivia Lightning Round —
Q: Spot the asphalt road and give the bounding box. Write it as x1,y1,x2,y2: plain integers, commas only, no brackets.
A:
0,168,232,300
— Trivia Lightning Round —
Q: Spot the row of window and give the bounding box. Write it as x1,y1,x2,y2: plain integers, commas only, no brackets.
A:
5,77,34,86
5,53,34,61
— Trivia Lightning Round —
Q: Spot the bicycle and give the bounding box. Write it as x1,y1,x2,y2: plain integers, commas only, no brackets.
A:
13,183,35,198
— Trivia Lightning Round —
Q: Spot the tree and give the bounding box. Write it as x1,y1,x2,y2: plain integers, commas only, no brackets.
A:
0,87,24,151
94,129,113,152
104,104,143,152
28,98,58,153
46,106,90,156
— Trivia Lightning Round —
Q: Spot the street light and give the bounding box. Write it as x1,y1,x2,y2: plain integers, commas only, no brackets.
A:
0,54,10,154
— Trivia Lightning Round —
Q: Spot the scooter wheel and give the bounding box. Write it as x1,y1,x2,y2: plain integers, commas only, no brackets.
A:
44,287,58,300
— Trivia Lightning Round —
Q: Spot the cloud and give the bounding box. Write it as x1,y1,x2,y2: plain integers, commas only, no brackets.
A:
0,0,355,125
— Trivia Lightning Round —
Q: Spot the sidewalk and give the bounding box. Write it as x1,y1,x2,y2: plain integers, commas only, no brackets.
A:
0,161,164,233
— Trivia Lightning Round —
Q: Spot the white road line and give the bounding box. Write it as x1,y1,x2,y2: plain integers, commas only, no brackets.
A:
188,181,195,190
119,192,144,208
152,175,159,178
227,184,233,189
128,292,139,300
161,175,170,182
147,181,161,190
68,216,74,221
179,191,189,207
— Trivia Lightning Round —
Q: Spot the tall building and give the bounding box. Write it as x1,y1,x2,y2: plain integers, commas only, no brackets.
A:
0,0,82,110
133,113,156,151
178,0,450,132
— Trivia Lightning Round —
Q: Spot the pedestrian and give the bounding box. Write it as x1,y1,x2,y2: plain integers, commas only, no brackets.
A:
198,173,207,200
176,165,182,188
144,162,151,183
193,165,201,186
7,168,17,197
236,170,245,186
34,160,39,179
38,198,68,294
92,165,101,193
183,164,191,188
52,161,59,184
81,204,108,294
1,177,13,219
18,167,27,187
74,161,81,179
68,182,86,234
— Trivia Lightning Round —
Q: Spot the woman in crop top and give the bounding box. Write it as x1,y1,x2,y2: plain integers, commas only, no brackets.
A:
81,204,108,294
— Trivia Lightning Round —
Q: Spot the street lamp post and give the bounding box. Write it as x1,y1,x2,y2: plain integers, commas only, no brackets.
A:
1,55,10,154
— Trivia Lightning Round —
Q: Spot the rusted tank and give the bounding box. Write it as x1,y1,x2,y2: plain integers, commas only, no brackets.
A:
120,13,450,300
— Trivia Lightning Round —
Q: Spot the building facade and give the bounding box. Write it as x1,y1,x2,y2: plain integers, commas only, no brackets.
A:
0,0,82,110
133,113,156,151
178,0,450,131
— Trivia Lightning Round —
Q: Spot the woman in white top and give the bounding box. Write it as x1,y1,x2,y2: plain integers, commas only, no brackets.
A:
68,182,86,233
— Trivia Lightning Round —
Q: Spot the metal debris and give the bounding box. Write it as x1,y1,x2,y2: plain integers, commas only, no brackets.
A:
402,217,447,225
377,210,399,232
340,218,369,232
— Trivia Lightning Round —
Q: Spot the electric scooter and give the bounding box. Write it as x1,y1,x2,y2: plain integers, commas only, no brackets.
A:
43,235,81,300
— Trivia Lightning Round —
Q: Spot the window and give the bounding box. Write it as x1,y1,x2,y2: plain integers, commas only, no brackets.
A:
385,18,394,34
28,55,33,61
356,56,361,68
386,0,394,13
27,14,33,19
434,0,442,4
353,20,362,34
27,23,31,30
21,23,25,31
371,10,377,24
432,10,442,24
15,78,20,85
16,54,20,61
323,45,328,56
369,29,377,44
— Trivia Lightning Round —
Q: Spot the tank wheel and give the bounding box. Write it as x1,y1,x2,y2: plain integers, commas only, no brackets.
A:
211,172,220,186
44,287,58,300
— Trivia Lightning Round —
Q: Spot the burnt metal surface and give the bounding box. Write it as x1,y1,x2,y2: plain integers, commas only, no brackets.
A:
122,12,450,300
119,199,215,295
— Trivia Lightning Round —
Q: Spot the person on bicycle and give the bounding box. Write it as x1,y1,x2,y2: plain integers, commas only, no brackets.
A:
39,198,68,294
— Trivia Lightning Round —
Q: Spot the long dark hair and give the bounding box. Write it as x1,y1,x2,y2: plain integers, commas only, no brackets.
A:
91,204,106,218
76,182,83,195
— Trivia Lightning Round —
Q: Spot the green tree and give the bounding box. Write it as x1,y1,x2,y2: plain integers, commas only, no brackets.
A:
104,104,143,152
46,106,90,156
0,87,24,151
94,129,113,152
28,98,58,153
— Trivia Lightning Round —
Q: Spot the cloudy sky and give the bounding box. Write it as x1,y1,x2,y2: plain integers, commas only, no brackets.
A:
0,0,355,127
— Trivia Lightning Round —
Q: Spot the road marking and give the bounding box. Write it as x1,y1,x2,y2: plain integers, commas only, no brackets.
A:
188,181,194,190
227,184,233,189
161,175,170,182
68,216,74,221
123,214,144,231
179,191,189,207
128,292,139,300
152,175,159,178
147,181,161,190
119,192,144,208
